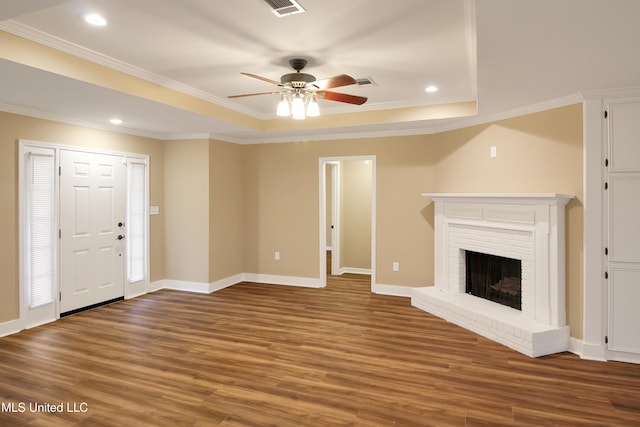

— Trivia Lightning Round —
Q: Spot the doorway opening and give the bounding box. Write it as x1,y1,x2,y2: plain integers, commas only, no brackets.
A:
319,156,376,289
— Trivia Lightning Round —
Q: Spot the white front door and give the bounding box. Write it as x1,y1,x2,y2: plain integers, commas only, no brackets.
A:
606,100,640,357
59,150,126,314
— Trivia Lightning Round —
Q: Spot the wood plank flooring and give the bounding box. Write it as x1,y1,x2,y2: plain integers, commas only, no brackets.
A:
1,273,640,426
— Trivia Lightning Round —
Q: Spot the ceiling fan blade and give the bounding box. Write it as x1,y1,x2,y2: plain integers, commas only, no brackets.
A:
241,72,282,86
317,91,367,105
227,91,281,98
312,74,357,90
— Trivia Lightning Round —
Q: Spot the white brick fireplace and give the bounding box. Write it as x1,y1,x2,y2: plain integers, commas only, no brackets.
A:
412,194,574,357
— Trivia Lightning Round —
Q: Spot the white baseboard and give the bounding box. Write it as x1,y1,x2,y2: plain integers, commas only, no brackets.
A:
579,340,608,362
161,279,213,294
568,337,585,358
211,274,244,292
159,277,240,294
0,318,23,338
148,280,166,293
149,273,322,294
372,283,414,297
126,290,149,299
339,267,372,276
242,273,323,288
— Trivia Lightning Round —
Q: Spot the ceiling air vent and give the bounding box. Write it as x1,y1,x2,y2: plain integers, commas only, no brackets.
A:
263,0,305,17
356,77,376,87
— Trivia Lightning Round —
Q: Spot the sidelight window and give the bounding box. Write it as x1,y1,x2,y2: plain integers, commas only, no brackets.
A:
25,148,57,308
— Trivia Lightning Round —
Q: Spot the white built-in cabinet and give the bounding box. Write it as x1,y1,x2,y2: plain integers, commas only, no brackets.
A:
605,99,640,359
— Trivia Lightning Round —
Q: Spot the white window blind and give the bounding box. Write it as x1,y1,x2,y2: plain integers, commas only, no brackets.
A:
26,151,56,308
127,160,147,283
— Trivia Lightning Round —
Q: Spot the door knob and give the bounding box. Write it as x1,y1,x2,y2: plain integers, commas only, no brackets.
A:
117,235,124,240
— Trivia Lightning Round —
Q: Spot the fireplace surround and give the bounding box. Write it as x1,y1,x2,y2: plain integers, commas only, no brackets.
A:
412,193,574,357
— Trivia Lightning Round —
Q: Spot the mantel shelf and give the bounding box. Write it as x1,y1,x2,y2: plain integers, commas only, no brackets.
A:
422,193,574,206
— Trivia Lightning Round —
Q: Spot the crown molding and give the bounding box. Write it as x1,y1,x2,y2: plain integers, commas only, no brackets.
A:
2,91,585,145
228,92,585,144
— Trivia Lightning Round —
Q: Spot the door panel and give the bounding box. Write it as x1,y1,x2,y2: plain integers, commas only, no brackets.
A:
609,102,640,171
609,176,640,263
609,267,640,352
606,100,640,356
59,150,125,313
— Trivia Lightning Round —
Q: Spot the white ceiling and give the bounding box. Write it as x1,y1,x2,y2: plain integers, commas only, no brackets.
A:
1,0,639,143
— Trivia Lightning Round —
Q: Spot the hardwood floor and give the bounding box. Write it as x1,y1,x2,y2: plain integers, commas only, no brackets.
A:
1,273,640,426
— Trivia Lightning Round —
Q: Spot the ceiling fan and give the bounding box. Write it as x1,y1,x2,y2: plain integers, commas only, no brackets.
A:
228,58,367,119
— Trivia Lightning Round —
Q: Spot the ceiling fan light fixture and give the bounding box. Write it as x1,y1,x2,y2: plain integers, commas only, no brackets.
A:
291,94,306,120
306,96,320,117
276,94,291,116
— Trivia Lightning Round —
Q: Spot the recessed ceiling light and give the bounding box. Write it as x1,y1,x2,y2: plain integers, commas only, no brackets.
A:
110,118,123,125
425,85,439,93
84,13,107,27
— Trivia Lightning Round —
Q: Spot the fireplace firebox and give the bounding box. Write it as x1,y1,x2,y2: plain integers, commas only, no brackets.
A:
465,251,522,310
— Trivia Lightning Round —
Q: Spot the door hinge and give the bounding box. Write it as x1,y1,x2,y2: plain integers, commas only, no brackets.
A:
59,292,62,302
59,229,61,239
605,271,609,279
605,335,608,344
604,110,608,119
604,182,608,190
59,166,61,176
605,158,609,168
605,247,608,256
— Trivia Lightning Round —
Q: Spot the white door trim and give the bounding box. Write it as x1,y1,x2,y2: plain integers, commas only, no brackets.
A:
319,155,376,289
18,139,149,329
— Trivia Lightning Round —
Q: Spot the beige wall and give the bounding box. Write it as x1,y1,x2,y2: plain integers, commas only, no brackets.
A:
1,103,584,339
209,139,245,282
340,160,372,270
242,136,437,284
164,139,209,283
0,111,165,323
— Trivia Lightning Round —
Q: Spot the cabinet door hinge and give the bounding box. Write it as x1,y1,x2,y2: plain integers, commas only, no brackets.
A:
604,110,608,119
59,229,61,239
605,271,609,279
605,335,609,344
604,182,608,190
605,247,608,256
59,292,62,302
59,166,61,176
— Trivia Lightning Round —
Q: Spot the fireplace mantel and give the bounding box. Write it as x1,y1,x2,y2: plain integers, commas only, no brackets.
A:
412,193,574,357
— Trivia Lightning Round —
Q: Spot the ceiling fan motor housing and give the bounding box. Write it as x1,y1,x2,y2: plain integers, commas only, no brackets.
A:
281,73,316,86
281,58,316,86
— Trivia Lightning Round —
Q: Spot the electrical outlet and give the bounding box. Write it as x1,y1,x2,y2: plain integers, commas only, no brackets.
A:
275,251,280,261
393,262,399,272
